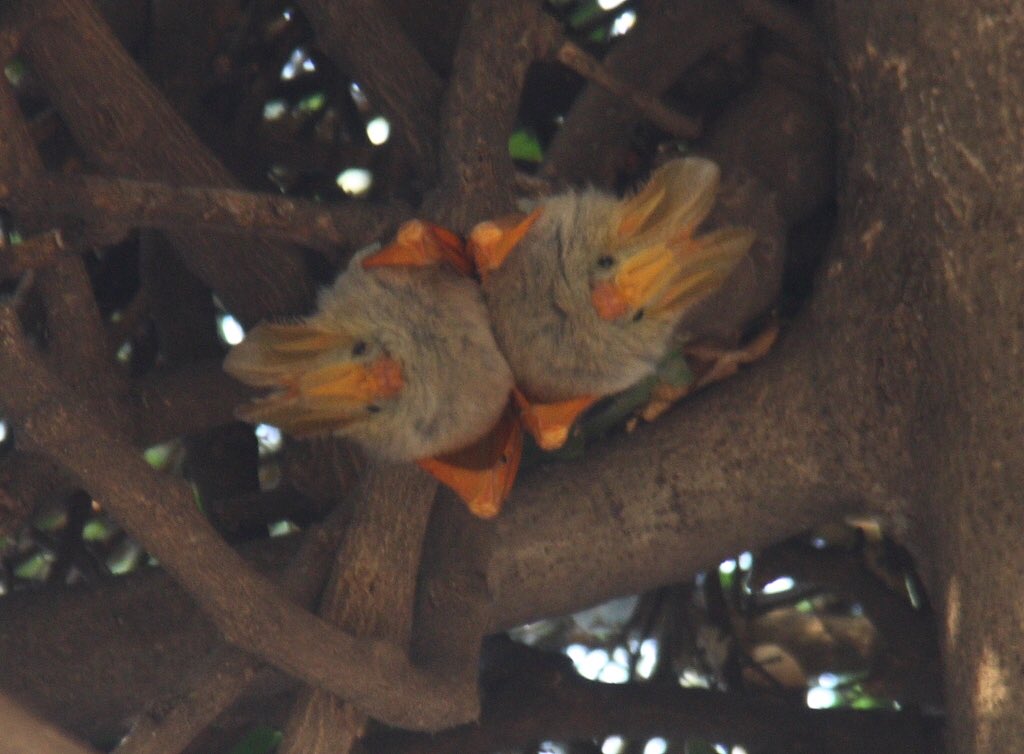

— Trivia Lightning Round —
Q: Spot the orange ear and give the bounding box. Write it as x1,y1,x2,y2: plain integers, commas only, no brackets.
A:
468,207,542,278
362,220,475,277
417,401,522,518
512,388,597,451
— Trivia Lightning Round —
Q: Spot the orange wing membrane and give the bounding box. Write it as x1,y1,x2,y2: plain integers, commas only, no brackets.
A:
468,208,543,279
513,388,597,451
418,401,523,518
362,219,475,276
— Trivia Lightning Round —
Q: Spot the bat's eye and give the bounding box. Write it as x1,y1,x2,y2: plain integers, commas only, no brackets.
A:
632,308,645,322
596,255,615,269
367,404,381,413
352,340,368,357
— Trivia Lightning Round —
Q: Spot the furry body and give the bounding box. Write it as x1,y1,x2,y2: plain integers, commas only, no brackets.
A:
227,249,513,461
484,190,677,401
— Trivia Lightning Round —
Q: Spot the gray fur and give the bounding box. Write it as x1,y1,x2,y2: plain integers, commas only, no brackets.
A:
484,190,679,401
313,249,513,460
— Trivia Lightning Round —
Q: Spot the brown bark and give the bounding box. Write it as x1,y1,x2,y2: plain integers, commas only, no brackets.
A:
12,173,408,260
0,692,102,754
277,467,436,754
295,0,444,178
365,641,941,754
111,501,351,754
0,3,1021,753
543,0,750,187
7,0,312,323
0,307,475,732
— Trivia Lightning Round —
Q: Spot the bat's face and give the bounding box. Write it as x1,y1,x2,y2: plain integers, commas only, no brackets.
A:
482,158,754,402
225,251,513,462
588,158,754,328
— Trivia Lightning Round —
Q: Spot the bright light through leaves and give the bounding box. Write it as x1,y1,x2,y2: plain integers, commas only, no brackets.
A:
366,116,390,145
643,738,667,754
336,168,373,196
761,576,796,595
807,686,842,709
218,313,246,345
281,47,315,81
602,736,625,754
611,9,637,36
256,423,283,454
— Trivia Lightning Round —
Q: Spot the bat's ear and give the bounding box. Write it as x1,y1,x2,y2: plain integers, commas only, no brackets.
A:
223,321,346,387
362,220,474,276
468,207,542,277
418,402,523,518
615,157,720,245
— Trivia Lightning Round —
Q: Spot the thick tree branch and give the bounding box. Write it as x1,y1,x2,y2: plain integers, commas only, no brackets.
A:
0,692,102,754
422,0,543,229
0,307,475,732
278,466,436,754
7,0,312,323
128,361,254,447
544,0,749,187
484,328,865,631
10,173,409,261
295,0,444,178
366,641,940,754
113,501,351,754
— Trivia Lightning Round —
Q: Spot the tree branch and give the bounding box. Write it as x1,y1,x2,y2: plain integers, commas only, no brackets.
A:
128,361,254,447
7,0,312,323
0,692,102,754
0,306,475,732
484,328,864,631
295,0,444,178
12,173,409,261
543,0,749,187
537,19,702,140
422,0,544,229
365,641,940,754
112,501,351,754
278,466,437,754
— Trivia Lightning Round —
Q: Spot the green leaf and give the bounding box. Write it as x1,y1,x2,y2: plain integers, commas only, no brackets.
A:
4,59,26,86
656,349,695,388
228,727,282,754
82,519,114,542
568,0,602,28
685,739,721,754
296,91,326,114
580,376,656,440
509,129,544,163
14,551,54,581
143,442,174,469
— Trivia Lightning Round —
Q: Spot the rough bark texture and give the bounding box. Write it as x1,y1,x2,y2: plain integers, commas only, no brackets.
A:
9,0,312,323
0,2,1022,752
818,3,1024,750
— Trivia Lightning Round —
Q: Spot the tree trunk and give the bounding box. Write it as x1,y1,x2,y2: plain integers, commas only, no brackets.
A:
819,2,1024,750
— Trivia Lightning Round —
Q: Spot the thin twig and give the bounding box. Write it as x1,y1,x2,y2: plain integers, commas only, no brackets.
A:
548,34,702,140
